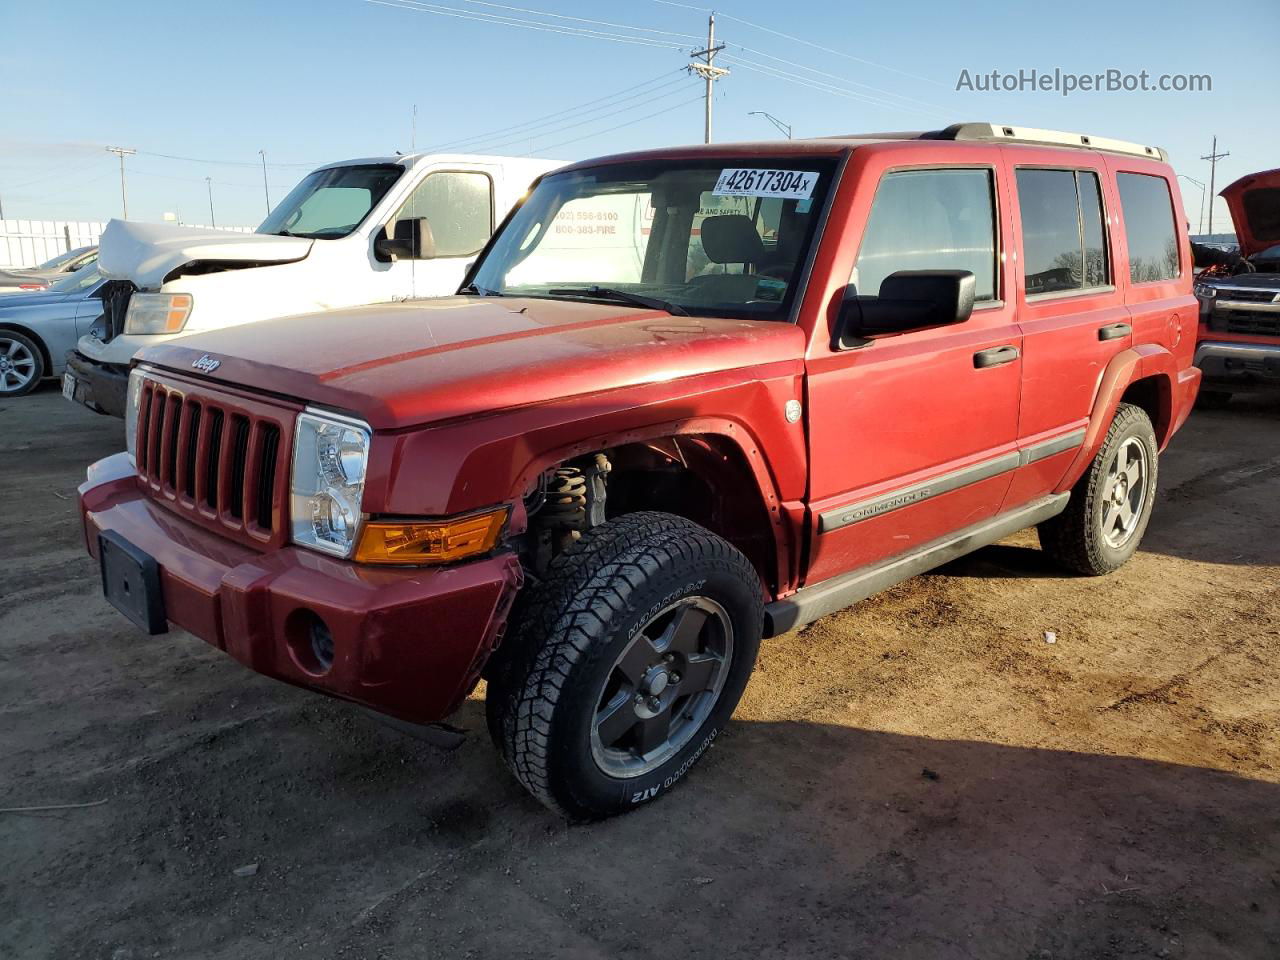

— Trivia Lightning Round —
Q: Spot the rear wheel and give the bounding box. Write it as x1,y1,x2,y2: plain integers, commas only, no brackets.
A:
486,511,763,820
1038,403,1158,575
0,331,44,397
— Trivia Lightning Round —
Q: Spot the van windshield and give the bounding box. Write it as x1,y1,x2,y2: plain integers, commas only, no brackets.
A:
258,164,403,239
470,158,837,321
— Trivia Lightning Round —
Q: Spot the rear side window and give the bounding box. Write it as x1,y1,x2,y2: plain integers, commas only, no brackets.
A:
1015,168,1111,295
392,170,494,259
1116,173,1180,283
853,168,998,302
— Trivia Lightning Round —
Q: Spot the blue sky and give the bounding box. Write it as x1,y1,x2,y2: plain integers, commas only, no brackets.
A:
2,0,1275,232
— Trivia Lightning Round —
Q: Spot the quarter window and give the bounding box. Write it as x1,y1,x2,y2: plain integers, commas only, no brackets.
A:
1116,173,1180,283
853,168,998,303
1015,168,1112,295
392,171,494,259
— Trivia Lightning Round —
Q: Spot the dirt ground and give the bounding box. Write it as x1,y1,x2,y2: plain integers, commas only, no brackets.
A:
2,381,1277,960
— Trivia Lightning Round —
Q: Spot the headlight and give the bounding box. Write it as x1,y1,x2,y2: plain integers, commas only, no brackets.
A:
1193,282,1217,299
124,367,146,464
124,293,193,334
290,409,372,558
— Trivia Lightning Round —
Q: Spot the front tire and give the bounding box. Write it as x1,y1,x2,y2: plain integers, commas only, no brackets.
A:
0,330,44,397
487,512,763,820
1038,403,1158,575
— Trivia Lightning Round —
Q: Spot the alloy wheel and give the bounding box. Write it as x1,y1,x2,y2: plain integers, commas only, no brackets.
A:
590,596,734,778
0,337,37,394
1100,436,1148,549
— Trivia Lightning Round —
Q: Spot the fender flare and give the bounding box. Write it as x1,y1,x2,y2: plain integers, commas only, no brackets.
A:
1054,345,1177,493
507,415,796,592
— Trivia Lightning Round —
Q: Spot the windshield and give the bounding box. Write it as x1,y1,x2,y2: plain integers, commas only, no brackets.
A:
471,158,838,321
258,164,403,239
49,263,101,294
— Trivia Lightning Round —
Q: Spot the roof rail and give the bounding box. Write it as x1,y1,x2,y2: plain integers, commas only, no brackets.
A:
925,123,1167,161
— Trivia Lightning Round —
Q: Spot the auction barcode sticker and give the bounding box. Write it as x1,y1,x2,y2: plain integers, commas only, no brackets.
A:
712,168,818,200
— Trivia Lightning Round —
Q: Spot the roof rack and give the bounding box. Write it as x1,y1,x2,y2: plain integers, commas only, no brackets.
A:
824,124,1167,161
925,123,1167,161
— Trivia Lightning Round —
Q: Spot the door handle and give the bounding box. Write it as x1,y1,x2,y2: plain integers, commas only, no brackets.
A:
1098,322,1132,341
973,345,1020,369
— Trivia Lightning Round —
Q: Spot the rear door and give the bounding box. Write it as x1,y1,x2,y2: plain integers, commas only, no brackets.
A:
1002,153,1132,509
803,162,1023,584
1108,163,1197,383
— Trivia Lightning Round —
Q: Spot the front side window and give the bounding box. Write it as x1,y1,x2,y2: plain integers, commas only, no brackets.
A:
852,168,998,302
259,164,403,239
1116,172,1180,283
1016,168,1113,295
390,170,494,259
470,159,837,320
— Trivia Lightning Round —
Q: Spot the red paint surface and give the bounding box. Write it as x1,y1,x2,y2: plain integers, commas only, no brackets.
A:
87,137,1200,722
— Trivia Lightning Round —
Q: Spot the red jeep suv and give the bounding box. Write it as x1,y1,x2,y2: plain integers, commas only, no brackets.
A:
79,123,1201,819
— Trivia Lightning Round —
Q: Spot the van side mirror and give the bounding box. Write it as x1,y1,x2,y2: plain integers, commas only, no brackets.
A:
835,270,977,349
374,217,436,262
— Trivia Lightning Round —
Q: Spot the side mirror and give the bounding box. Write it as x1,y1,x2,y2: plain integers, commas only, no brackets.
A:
374,217,436,262
835,270,977,349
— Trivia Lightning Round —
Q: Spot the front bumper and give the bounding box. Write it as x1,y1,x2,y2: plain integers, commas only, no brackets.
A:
1194,340,1280,388
79,452,523,723
64,350,129,417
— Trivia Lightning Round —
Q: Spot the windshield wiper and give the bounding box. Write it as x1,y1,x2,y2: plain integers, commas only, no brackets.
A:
460,282,501,296
546,286,689,317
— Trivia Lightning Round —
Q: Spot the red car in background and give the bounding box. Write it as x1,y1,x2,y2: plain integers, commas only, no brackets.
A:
1194,168,1280,401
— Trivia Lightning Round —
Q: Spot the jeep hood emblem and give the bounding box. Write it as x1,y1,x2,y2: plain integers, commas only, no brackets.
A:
192,354,221,374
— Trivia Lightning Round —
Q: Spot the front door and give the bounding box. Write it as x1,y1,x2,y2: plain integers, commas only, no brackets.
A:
804,165,1022,585
380,167,497,300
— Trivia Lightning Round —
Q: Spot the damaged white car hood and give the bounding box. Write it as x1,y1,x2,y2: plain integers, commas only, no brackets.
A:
97,219,313,290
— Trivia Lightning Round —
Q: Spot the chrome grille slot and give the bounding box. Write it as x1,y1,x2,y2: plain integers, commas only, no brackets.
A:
133,373,293,545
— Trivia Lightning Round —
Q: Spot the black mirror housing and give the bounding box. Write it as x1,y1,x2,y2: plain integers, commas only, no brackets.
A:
835,270,977,349
374,217,436,262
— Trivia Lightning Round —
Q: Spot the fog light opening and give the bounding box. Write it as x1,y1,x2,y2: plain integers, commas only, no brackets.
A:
285,608,335,676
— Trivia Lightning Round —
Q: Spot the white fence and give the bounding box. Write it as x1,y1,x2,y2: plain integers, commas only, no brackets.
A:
0,219,254,269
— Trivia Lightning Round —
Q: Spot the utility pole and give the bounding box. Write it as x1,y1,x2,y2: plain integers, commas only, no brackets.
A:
258,150,271,215
1200,137,1229,237
105,146,136,219
749,110,792,139
205,177,216,227
411,104,417,152
689,13,728,144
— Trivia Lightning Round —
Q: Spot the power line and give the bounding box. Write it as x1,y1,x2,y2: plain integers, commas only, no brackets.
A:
442,81,699,155
729,43,949,114
527,95,704,154
435,81,696,158
134,149,320,168
421,71,688,152
720,56,946,119
448,0,704,41
366,0,689,49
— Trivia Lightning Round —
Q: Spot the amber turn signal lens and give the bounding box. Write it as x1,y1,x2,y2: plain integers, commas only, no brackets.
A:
354,508,507,565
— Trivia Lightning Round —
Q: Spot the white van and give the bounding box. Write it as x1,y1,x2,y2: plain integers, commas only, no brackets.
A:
64,152,559,416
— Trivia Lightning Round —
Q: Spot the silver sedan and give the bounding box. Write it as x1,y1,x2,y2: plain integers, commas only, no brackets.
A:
0,264,108,397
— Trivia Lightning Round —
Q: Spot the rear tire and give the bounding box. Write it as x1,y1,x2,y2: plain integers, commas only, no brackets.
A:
1038,403,1158,576
0,330,44,397
486,511,763,820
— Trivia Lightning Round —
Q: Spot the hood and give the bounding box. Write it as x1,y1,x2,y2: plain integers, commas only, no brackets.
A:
97,219,313,289
136,297,806,430
0,287,80,308
1220,168,1280,258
